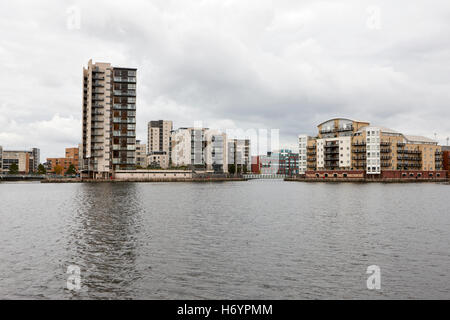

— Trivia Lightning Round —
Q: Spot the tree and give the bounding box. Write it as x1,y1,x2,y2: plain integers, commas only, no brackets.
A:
8,163,19,175
66,164,76,175
54,165,64,176
37,164,46,174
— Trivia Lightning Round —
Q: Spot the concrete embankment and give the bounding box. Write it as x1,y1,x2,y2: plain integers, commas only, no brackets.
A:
41,177,247,183
284,177,448,183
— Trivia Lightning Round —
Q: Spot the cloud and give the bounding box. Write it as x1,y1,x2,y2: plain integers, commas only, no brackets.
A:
1,0,450,161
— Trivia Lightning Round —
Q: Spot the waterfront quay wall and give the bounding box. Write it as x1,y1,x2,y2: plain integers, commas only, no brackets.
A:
41,170,247,183
285,170,448,183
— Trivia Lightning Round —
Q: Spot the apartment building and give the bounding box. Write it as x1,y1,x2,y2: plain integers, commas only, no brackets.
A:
278,149,299,176
299,118,444,179
147,152,169,169
259,151,280,174
1,148,40,174
135,140,148,168
81,59,137,179
0,146,3,173
46,147,80,174
147,120,173,168
442,146,450,175
171,127,228,172
227,139,251,172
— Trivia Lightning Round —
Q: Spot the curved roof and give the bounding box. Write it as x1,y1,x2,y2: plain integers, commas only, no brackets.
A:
317,117,369,127
356,126,400,134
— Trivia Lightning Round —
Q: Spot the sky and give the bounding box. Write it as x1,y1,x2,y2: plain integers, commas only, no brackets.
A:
1,0,450,161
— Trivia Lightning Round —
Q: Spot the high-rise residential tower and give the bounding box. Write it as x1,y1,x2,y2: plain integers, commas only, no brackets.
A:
147,120,173,168
81,60,137,179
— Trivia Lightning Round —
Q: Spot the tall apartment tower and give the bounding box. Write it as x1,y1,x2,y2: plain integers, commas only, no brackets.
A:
148,120,173,154
81,60,137,179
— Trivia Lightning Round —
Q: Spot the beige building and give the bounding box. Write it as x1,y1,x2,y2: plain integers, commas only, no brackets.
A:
299,118,443,177
227,139,251,172
135,140,148,168
171,127,228,173
81,59,137,179
147,120,172,168
1,148,40,174
147,152,169,169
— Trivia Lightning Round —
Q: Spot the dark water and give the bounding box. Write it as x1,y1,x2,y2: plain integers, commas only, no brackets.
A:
0,180,449,299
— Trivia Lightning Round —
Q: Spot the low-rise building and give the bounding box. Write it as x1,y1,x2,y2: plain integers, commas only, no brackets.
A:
147,151,169,169
46,147,80,174
1,148,40,174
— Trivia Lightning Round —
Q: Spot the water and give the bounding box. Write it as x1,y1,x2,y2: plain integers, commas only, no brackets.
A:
0,180,449,299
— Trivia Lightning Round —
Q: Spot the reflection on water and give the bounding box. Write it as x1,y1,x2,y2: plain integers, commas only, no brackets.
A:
0,181,449,299
66,183,144,299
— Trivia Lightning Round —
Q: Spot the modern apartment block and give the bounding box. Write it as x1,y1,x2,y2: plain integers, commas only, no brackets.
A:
0,148,40,174
227,139,251,172
171,127,228,172
299,118,445,180
81,59,137,179
147,120,173,168
0,146,3,173
135,140,148,168
259,151,280,174
278,149,299,176
46,147,80,174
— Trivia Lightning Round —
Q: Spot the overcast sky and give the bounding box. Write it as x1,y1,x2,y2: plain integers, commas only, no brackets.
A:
1,0,450,160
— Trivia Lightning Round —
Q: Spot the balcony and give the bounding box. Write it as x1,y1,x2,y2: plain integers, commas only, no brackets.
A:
380,148,391,153
352,142,366,146
380,141,391,146
114,90,136,96
113,118,136,124
113,131,136,137
307,151,316,156
92,95,104,101
113,77,136,83
307,145,316,150
353,148,366,153
113,104,135,110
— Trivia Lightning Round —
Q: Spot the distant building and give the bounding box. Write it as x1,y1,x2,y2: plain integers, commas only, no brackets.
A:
251,156,261,174
0,146,3,173
260,151,279,175
148,120,173,168
46,147,80,174
278,149,299,176
171,127,228,173
442,146,450,176
147,152,169,169
81,59,137,179
135,140,148,168
299,117,445,180
227,139,251,173
1,148,40,174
